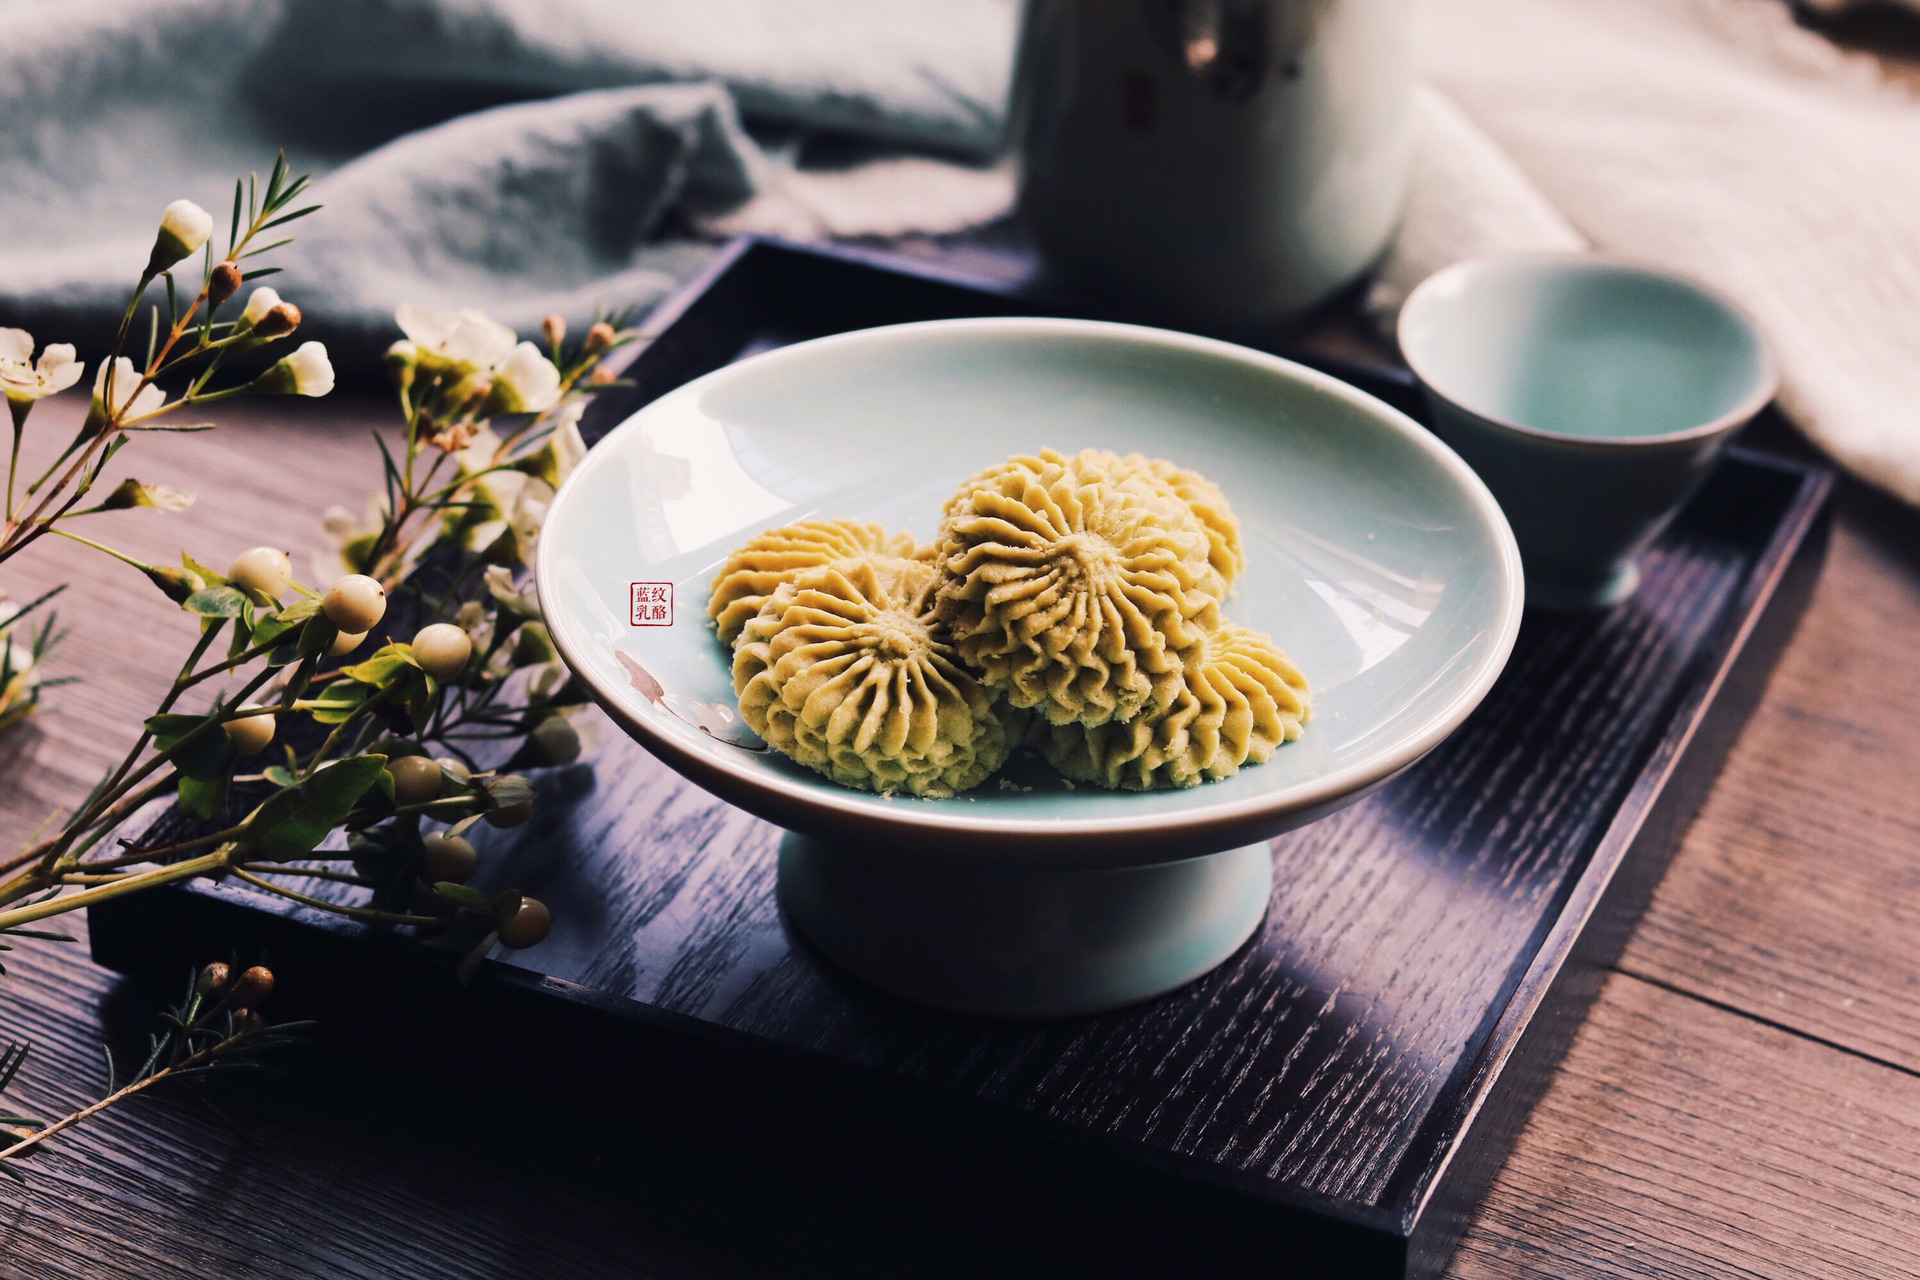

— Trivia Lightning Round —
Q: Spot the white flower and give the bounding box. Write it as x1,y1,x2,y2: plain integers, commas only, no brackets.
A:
483,565,542,618
0,328,83,407
552,401,587,479
395,304,516,377
316,493,390,581
1,639,37,699
149,199,213,273
92,357,165,423
253,341,334,397
485,341,562,415
509,475,554,544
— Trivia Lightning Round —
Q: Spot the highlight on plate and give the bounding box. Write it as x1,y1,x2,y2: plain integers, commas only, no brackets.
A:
708,448,1310,797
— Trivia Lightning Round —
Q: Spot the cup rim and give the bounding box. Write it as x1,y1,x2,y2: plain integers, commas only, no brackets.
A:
1395,251,1781,451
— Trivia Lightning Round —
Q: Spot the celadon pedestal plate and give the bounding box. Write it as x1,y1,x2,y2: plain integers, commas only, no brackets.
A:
537,319,1523,1018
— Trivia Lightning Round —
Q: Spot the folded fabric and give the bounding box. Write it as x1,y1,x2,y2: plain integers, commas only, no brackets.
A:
0,0,1017,356
3,0,1918,509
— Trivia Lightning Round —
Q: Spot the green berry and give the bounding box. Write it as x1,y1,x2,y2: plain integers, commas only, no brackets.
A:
228,546,292,600
388,755,442,807
497,897,552,948
485,798,533,829
411,623,472,682
421,832,477,884
223,707,276,755
322,574,386,632
530,715,580,766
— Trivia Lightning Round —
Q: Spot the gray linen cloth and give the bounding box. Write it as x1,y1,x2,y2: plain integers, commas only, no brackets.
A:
0,0,1018,357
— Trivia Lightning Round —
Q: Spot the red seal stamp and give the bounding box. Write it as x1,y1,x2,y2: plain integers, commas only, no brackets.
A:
629,582,673,627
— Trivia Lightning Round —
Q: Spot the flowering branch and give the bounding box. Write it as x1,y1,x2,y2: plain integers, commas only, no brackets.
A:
0,962,307,1183
0,157,638,1188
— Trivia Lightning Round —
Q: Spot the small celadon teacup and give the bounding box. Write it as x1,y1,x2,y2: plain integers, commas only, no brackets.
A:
1397,254,1778,609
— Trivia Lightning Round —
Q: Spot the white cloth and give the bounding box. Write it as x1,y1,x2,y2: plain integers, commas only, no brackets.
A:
1380,0,1920,504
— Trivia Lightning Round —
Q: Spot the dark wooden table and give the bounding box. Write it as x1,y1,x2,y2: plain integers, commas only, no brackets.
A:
7,20,1920,1274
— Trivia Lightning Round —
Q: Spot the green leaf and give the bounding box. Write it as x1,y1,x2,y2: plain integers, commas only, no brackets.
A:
147,711,237,786
145,713,204,744
178,771,230,820
177,728,237,785
235,755,388,861
295,613,339,656
184,585,250,618
249,597,318,651
341,643,419,686
308,680,370,725
226,608,255,659
181,553,230,590
400,674,439,737
263,765,299,788
431,882,493,911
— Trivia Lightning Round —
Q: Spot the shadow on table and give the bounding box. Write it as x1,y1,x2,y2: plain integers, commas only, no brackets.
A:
95,965,1372,1280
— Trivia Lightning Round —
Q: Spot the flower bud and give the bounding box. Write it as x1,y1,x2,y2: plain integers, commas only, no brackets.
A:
207,261,243,308
426,419,474,454
582,321,616,356
145,562,204,604
255,302,301,340
238,287,282,331
147,199,213,275
385,340,418,394
541,313,566,349
196,962,232,997
435,756,472,786
586,365,616,386
251,341,334,397
229,965,275,1009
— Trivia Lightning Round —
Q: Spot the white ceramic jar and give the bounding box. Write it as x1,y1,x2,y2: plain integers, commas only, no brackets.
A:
1013,0,1413,329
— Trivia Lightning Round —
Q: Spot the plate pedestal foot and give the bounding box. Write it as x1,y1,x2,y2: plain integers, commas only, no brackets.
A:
777,833,1273,1019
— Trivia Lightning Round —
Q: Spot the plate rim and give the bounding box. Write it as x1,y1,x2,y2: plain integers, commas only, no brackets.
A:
537,315,1525,858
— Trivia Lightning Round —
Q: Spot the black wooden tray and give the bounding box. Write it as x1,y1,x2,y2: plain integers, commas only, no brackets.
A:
90,238,1834,1279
